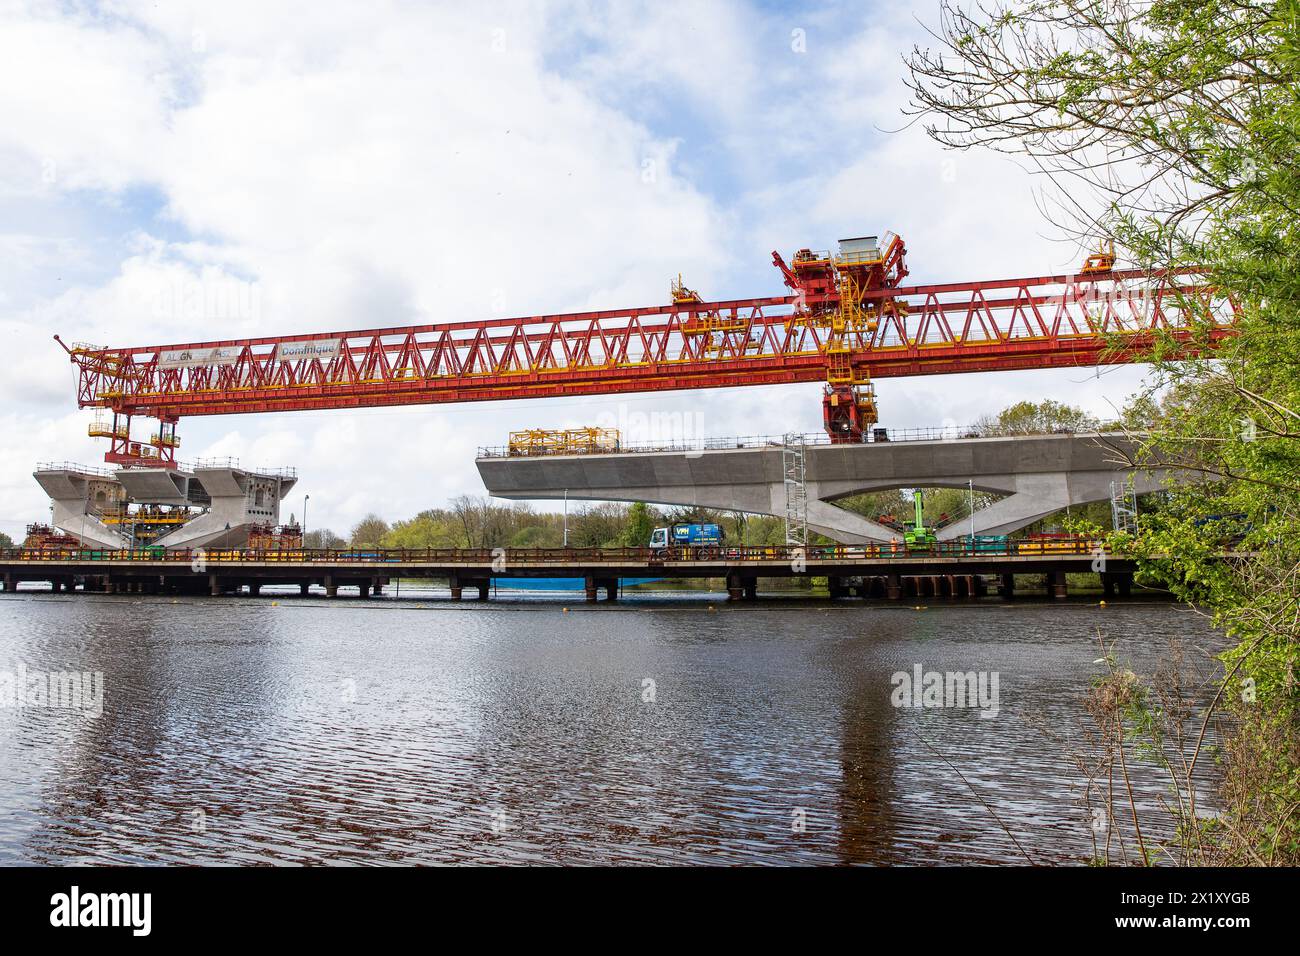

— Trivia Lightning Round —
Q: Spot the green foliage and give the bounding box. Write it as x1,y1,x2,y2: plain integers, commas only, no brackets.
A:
509,524,560,549
303,528,346,549
620,501,656,547
567,502,630,548
348,513,389,548
740,515,787,546
973,399,1101,436
909,0,1300,864
382,511,462,549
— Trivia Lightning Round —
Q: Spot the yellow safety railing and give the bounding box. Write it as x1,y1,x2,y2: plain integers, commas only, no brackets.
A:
87,413,128,439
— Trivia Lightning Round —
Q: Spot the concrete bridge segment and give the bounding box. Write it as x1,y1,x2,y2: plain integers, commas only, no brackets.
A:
34,464,297,549
476,432,1174,544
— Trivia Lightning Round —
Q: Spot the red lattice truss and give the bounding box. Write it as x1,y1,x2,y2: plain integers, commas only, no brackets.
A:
62,267,1236,423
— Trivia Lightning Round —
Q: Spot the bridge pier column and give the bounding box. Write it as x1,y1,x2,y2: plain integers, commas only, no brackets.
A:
584,575,598,603
209,574,223,597
885,572,902,601
359,583,371,598
1050,569,1068,600
2,572,13,592
726,572,744,602
743,577,758,601
457,574,491,598
1101,570,1133,598
827,575,848,599
324,574,337,599
998,573,1015,601
300,582,310,596
448,574,462,600
248,582,261,597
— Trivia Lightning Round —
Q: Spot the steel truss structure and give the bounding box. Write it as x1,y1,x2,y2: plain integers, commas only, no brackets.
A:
58,235,1237,465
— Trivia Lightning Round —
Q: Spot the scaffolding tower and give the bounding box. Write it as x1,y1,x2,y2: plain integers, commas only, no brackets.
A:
1110,479,1139,534
782,434,808,547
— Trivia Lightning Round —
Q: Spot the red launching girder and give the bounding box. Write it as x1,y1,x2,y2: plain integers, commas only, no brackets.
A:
58,250,1237,459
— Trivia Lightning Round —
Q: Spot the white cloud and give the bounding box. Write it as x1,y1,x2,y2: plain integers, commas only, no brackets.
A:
0,3,174,195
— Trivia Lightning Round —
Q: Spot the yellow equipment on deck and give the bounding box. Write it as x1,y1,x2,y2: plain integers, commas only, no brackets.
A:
507,427,622,457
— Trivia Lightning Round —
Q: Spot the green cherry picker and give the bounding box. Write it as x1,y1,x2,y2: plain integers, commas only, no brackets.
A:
903,489,938,551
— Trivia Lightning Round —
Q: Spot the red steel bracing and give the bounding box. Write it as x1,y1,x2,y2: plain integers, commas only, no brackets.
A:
59,258,1237,457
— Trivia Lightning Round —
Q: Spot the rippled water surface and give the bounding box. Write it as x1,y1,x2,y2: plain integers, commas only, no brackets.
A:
0,588,1227,865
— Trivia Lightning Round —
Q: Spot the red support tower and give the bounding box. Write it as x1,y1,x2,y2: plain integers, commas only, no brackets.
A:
774,232,909,441
88,409,180,467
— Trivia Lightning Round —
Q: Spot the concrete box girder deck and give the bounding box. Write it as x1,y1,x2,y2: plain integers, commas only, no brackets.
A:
477,432,1179,543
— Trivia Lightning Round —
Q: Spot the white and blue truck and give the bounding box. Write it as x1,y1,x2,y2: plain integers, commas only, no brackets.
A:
649,523,725,551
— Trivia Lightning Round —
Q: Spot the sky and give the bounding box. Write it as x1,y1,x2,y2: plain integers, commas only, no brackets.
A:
0,0,1154,540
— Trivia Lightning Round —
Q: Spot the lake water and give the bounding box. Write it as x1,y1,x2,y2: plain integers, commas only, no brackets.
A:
0,588,1227,865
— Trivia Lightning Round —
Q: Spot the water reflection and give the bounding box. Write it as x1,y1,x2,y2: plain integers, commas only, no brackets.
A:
0,591,1226,864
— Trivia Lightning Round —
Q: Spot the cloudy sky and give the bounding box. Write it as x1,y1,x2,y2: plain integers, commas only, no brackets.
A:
0,0,1151,540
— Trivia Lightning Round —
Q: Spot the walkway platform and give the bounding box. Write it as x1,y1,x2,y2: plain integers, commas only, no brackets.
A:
0,540,1145,602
